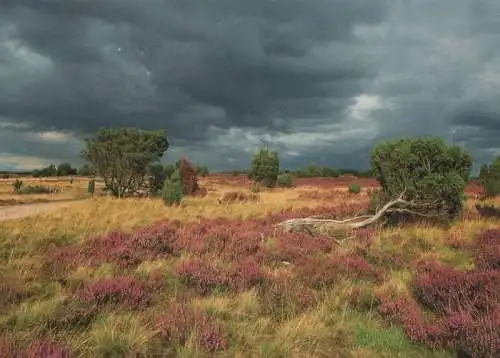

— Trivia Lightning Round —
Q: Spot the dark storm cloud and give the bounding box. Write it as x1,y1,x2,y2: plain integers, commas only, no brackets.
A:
1,0,500,171
1,0,387,141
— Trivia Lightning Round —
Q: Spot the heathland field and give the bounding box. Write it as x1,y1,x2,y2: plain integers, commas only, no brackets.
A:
0,175,499,357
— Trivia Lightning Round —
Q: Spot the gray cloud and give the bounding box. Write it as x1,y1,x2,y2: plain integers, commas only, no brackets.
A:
0,0,499,171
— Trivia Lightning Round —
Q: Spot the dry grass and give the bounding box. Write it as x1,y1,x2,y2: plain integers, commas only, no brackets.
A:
0,177,100,205
0,175,496,357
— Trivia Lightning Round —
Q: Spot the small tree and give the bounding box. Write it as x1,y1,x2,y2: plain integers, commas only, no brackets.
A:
274,137,473,242
249,148,279,188
81,128,169,198
370,137,473,220
176,158,199,195
162,169,182,206
478,158,500,198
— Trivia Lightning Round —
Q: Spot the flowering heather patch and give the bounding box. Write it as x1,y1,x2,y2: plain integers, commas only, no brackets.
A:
474,228,500,270
155,301,227,353
377,253,500,357
425,309,500,357
47,221,181,271
377,294,426,343
175,257,228,295
75,275,152,309
258,231,335,265
25,338,72,358
175,256,262,294
299,254,383,288
412,260,500,314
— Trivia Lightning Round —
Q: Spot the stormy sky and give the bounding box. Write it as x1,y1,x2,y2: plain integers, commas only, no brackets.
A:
0,0,499,172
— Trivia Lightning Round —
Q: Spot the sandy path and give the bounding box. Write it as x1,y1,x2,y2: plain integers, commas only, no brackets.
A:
0,199,88,221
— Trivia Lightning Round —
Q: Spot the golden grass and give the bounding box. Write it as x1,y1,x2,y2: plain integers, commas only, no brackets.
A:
0,176,494,358
0,177,99,205
0,179,368,244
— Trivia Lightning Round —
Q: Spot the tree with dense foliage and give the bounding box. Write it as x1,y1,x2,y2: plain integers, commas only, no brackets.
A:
56,162,77,176
276,137,473,240
81,128,169,198
478,157,500,198
32,164,57,177
249,148,280,188
370,137,473,220
147,164,169,195
77,164,94,176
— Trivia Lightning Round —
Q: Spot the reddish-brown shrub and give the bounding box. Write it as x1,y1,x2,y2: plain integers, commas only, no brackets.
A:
26,338,72,358
177,157,199,195
156,302,227,352
412,260,500,314
474,229,500,270
75,276,150,309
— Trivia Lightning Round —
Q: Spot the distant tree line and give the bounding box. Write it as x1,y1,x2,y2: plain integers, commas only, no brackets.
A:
227,165,372,178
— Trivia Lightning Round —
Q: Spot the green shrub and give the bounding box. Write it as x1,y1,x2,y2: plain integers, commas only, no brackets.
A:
370,137,473,221
277,173,294,188
249,148,280,188
348,183,361,194
162,169,182,206
478,160,500,198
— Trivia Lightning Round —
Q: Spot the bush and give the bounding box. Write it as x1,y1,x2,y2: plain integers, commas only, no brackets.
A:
348,183,361,194
162,171,182,206
249,148,279,188
12,179,23,193
277,173,294,188
478,160,500,198
177,158,200,195
370,137,473,220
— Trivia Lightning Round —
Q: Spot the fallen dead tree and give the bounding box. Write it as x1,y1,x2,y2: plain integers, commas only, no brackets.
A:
276,191,445,245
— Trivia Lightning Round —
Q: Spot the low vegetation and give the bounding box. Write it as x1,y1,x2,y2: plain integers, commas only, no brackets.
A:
1,128,499,357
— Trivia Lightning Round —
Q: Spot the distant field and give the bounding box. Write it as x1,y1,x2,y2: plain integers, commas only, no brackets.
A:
0,177,105,206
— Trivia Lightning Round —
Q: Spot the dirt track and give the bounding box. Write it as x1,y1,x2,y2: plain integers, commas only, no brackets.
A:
0,200,87,222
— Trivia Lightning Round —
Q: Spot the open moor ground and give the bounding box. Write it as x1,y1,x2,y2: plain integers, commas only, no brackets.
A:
0,175,498,357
